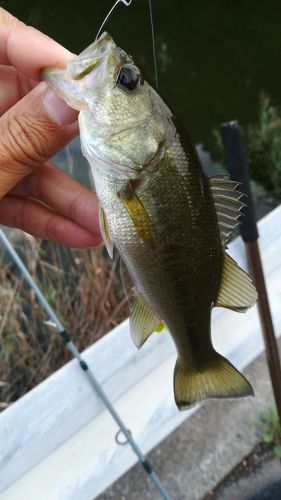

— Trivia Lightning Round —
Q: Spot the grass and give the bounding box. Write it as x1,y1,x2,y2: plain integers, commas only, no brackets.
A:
258,407,281,459
211,93,281,201
0,233,131,410
247,94,281,199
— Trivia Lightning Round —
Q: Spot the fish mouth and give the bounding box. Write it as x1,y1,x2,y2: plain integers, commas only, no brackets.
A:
42,31,121,111
68,32,116,80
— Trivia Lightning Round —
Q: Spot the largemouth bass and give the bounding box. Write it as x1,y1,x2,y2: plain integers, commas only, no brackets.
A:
44,33,257,409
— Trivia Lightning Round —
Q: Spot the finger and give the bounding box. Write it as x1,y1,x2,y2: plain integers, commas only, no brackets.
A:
0,195,101,248
0,80,78,200
0,65,37,115
11,162,101,235
0,8,73,80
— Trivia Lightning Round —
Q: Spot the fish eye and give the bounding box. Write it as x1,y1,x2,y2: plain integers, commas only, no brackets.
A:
117,64,141,92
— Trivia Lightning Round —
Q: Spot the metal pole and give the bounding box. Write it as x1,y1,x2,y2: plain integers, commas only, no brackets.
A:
0,228,171,500
220,121,281,423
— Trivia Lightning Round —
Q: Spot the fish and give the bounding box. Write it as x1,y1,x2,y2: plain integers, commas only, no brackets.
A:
43,32,257,410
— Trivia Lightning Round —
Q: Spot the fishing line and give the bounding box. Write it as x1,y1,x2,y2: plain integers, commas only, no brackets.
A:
95,0,159,91
96,0,133,40
0,228,171,500
148,0,159,89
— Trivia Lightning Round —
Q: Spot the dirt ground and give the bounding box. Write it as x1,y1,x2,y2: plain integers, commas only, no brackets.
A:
204,444,281,500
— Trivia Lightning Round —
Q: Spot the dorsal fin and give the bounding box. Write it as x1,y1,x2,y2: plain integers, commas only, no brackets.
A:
209,176,246,245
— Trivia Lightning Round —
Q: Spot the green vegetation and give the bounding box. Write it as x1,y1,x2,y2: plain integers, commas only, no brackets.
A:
212,94,281,201
0,235,130,410
247,94,281,199
259,407,281,458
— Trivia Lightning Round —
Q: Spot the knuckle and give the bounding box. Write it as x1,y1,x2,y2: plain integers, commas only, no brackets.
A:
1,112,48,170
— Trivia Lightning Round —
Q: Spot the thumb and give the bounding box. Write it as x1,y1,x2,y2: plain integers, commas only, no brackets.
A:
0,81,78,199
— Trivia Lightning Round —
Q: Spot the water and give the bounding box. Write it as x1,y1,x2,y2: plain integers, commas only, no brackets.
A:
4,0,281,151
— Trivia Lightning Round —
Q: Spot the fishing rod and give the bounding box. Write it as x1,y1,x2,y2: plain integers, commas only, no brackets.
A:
0,228,171,500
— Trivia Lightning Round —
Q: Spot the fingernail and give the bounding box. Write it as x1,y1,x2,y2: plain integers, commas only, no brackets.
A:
43,88,78,126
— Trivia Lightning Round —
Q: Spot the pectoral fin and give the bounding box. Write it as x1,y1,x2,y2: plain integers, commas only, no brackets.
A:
215,251,257,311
99,205,113,259
119,192,156,245
130,289,163,348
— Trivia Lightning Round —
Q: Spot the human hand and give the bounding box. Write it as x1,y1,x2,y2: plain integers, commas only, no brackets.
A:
0,8,101,248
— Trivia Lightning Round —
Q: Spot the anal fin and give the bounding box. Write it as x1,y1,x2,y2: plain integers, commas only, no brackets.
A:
130,289,163,348
215,251,257,311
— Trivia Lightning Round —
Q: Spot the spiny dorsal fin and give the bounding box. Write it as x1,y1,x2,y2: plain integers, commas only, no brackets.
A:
99,205,113,259
130,289,163,349
215,251,257,312
210,176,246,245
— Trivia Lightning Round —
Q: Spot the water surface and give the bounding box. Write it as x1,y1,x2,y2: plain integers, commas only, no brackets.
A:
4,0,281,150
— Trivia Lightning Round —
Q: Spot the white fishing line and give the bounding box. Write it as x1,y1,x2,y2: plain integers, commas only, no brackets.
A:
96,0,133,40
95,0,159,90
148,0,159,89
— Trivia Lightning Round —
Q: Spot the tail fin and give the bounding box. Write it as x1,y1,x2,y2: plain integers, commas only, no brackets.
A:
174,353,254,410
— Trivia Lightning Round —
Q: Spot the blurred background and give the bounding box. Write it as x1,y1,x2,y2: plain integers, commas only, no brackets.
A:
3,0,281,152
